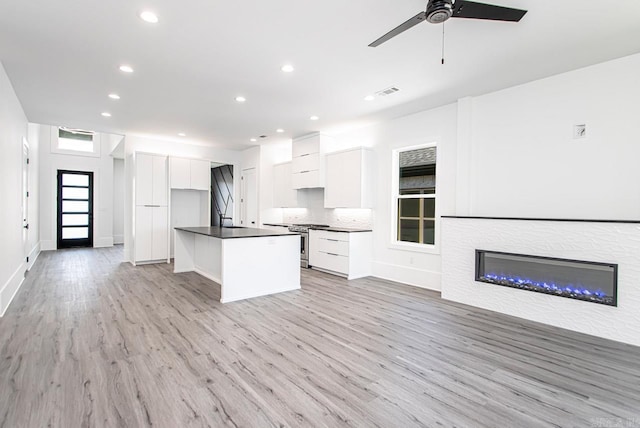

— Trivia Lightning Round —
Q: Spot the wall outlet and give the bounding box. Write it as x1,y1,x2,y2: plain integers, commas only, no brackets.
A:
574,124,587,139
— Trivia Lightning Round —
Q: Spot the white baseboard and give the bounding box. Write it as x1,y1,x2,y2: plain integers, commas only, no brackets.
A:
0,262,26,317
40,240,56,251
94,237,114,248
372,261,441,292
113,234,124,245
27,242,41,271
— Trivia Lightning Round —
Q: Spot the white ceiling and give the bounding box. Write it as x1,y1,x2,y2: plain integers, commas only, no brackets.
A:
2,0,640,149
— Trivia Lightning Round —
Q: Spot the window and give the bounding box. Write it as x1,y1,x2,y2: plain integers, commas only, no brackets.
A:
395,145,436,245
58,128,94,152
51,127,100,157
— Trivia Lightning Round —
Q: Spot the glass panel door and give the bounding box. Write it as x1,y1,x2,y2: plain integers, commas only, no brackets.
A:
57,170,93,248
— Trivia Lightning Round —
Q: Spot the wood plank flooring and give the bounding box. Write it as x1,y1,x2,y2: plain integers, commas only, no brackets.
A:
1,246,639,427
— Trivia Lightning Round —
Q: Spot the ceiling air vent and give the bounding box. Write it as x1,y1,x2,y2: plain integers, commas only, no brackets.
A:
375,87,400,97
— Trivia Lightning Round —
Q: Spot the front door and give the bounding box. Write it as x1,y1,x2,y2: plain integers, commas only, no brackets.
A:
57,170,94,249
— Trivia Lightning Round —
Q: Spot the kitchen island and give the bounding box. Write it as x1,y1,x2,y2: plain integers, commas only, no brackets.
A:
174,226,300,303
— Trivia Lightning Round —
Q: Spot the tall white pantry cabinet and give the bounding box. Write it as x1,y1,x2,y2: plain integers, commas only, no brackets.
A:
134,152,169,264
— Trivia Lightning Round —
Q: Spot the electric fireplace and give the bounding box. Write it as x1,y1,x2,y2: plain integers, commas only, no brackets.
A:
475,250,617,306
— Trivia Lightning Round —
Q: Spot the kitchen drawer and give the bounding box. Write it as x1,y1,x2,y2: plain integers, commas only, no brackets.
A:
292,169,320,189
310,250,349,274
292,153,320,173
312,229,349,242
292,135,320,157
314,237,349,256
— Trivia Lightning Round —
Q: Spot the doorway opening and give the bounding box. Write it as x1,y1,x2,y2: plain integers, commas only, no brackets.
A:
57,170,94,249
211,164,234,226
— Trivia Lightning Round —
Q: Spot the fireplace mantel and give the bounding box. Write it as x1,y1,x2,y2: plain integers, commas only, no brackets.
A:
442,215,640,224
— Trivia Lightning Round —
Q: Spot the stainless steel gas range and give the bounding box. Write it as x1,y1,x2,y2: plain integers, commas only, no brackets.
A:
288,224,330,268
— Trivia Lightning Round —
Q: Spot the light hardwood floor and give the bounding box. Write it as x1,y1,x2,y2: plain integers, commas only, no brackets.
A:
1,246,639,427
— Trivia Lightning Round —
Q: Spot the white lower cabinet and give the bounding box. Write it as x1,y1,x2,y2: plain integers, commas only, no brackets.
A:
135,205,168,263
309,229,372,279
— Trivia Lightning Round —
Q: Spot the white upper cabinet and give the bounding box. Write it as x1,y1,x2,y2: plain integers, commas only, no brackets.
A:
136,153,167,206
291,133,337,189
273,162,298,208
152,155,168,206
324,147,374,209
170,157,210,190
190,159,211,191
170,157,190,189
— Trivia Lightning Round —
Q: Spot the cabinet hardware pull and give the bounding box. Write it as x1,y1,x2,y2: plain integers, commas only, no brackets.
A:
327,252,339,256
327,239,339,242
300,170,309,174
300,153,310,157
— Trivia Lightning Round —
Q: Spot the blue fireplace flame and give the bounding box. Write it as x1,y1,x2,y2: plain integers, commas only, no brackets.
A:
483,273,608,298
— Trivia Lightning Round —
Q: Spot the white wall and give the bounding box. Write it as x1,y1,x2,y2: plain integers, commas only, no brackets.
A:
465,53,640,219
123,135,242,263
112,158,124,244
323,52,640,294
331,103,459,291
0,62,37,316
38,125,121,250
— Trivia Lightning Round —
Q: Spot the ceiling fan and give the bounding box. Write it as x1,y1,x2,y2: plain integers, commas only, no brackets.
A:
369,0,527,47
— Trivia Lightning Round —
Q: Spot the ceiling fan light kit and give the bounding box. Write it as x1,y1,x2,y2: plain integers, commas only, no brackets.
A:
427,0,454,23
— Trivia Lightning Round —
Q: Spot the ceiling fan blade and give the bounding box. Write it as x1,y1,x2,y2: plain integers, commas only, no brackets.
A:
369,12,427,47
452,0,527,22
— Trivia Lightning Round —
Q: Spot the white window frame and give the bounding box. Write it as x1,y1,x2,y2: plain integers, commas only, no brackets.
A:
51,127,101,158
389,142,439,254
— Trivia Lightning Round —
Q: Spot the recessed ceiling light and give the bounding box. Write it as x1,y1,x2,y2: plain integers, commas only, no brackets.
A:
139,11,159,23
108,93,120,100
101,112,112,117
310,115,319,121
250,138,257,142
364,95,375,101
119,65,134,73
235,96,246,103
276,128,284,133
178,133,186,137
281,64,294,73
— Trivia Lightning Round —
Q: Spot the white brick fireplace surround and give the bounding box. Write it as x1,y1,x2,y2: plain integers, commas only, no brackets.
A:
441,217,640,347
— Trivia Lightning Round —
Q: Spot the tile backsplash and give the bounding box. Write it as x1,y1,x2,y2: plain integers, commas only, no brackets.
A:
282,188,373,229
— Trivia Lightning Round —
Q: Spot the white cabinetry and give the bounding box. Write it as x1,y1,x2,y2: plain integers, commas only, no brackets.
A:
324,147,373,208
135,205,168,262
291,133,337,189
273,162,298,207
135,153,169,264
309,229,372,279
170,157,210,190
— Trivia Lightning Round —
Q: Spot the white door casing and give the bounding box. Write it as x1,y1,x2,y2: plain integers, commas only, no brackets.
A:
22,139,30,262
240,168,258,227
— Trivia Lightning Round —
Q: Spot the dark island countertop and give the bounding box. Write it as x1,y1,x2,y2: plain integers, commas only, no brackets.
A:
175,226,299,239
263,223,292,227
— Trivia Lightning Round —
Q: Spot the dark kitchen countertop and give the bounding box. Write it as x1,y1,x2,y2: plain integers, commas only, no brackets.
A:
310,226,372,233
175,226,299,239
263,223,292,227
